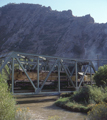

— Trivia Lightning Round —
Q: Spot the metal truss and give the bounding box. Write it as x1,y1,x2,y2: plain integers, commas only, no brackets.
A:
0,51,96,95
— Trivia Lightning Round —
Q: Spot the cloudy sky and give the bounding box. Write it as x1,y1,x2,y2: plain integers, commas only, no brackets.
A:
0,0,107,23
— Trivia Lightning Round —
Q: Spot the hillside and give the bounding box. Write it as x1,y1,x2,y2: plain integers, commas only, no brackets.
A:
0,3,107,59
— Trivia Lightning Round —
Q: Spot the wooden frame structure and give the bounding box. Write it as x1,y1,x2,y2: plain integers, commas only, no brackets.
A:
0,51,96,95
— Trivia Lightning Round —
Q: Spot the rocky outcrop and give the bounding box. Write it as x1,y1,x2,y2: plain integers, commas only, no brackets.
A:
0,3,107,59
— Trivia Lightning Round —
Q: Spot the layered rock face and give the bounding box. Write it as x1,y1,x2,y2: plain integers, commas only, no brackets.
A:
0,3,107,59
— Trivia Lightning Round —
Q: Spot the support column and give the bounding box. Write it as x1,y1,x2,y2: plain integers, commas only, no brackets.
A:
12,58,14,94
75,61,78,90
37,57,39,88
58,60,60,92
97,55,99,70
90,65,92,85
9,63,11,78
0,60,2,76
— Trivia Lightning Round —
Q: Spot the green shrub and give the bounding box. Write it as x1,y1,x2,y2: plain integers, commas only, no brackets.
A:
47,115,61,120
55,85,107,113
87,102,107,120
0,75,16,120
55,97,69,105
0,73,36,120
72,85,104,104
94,65,107,87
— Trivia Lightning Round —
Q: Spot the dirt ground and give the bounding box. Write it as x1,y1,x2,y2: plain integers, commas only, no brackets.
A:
15,95,87,120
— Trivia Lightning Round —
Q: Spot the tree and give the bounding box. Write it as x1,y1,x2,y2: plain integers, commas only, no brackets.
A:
94,65,107,87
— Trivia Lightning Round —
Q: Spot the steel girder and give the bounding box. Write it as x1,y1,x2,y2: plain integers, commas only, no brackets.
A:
0,51,96,95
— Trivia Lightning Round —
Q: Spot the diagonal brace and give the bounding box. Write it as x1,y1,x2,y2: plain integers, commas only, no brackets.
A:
0,57,11,72
16,57,37,90
38,60,58,92
79,65,89,88
3,67,10,79
90,61,96,73
60,61,75,88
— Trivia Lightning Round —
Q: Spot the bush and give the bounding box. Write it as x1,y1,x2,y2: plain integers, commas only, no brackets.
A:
72,85,104,104
0,75,16,120
47,115,61,120
15,107,35,120
55,85,107,113
94,65,107,87
87,102,107,120
55,97,69,105
0,73,36,120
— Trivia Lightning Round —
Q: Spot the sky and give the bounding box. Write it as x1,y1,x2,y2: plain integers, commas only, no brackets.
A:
0,0,107,23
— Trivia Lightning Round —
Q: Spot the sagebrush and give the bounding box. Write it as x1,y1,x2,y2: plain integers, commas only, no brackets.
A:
88,102,107,120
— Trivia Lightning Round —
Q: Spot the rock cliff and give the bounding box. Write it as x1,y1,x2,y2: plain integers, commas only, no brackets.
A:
0,3,107,59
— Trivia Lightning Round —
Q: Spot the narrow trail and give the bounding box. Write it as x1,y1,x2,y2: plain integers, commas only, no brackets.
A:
15,95,87,120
